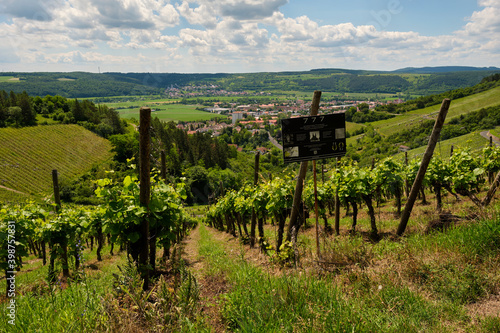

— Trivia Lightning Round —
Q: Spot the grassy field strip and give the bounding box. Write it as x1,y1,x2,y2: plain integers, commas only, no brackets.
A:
0,76,19,82
346,121,365,133
117,104,224,122
371,86,500,136
194,223,500,332
0,125,113,196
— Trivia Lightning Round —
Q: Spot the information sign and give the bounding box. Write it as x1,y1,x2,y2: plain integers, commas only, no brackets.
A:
281,113,346,163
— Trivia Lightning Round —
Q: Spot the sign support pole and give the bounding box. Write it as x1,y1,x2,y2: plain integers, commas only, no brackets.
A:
313,160,320,258
286,91,321,244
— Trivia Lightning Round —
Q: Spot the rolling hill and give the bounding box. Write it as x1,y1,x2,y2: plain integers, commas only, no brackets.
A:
0,124,113,201
370,85,500,136
346,82,500,166
1,67,499,98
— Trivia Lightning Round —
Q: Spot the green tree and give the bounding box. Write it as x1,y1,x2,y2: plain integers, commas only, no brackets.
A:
71,99,86,122
17,91,36,126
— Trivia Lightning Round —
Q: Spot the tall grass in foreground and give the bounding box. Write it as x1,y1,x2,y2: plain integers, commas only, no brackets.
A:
198,224,450,332
0,265,114,333
0,244,124,333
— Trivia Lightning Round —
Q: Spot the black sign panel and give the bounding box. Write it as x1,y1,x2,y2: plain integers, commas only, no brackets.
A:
281,113,346,163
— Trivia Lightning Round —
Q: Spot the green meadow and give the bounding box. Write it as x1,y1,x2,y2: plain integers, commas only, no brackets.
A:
0,76,19,82
116,104,226,122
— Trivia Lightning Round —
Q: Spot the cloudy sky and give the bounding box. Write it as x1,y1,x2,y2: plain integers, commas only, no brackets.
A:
0,0,499,73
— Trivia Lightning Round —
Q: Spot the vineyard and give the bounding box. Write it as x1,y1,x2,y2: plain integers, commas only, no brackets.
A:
1,79,500,330
368,85,500,136
0,125,113,200
206,145,500,250
1,142,500,331
0,169,197,331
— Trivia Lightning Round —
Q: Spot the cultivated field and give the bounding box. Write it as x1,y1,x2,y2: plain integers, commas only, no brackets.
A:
0,124,113,200
396,131,494,161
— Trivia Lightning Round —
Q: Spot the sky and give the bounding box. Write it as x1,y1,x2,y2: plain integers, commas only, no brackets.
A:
0,0,499,73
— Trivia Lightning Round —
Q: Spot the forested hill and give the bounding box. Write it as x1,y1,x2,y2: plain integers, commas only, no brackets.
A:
1,66,499,98
0,72,161,98
392,66,500,73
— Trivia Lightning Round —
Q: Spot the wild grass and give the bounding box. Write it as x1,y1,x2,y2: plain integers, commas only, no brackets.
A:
2,200,499,332
195,185,500,332
0,243,125,333
490,126,500,138
0,240,207,332
197,223,462,332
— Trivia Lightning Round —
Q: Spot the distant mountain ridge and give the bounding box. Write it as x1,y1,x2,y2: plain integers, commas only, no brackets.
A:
392,66,500,73
0,66,499,98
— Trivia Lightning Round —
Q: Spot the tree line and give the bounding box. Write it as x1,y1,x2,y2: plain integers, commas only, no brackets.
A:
0,72,160,98
2,69,498,99
0,90,127,138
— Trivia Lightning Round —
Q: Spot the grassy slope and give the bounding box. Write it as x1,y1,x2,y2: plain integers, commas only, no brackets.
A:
0,124,113,199
490,127,500,138
403,131,493,161
371,85,500,137
346,121,365,133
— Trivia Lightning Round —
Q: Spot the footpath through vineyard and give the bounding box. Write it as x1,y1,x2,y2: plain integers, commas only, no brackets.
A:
179,211,500,332
180,224,271,331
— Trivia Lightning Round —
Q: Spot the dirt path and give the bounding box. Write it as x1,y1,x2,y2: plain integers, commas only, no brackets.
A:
480,130,500,146
0,184,26,195
180,224,204,275
179,225,274,332
180,225,229,332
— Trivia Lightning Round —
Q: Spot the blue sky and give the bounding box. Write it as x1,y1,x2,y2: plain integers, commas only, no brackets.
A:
0,0,498,73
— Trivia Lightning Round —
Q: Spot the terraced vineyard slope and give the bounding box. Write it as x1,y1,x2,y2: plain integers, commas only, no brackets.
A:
0,124,113,199
371,85,500,136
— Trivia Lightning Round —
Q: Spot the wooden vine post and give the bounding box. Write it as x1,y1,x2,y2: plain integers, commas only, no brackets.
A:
397,99,451,236
161,149,167,181
482,170,500,207
286,91,322,250
52,169,61,213
334,157,341,235
250,151,260,248
52,169,69,277
139,106,151,290
313,159,321,258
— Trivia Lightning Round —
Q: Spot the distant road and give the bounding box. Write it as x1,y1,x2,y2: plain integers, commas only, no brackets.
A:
268,132,282,150
480,131,500,146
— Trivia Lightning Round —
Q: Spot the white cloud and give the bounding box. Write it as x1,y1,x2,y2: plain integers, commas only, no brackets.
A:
87,0,179,29
176,1,218,28
0,0,498,72
0,0,62,21
216,0,288,20
462,1,500,36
